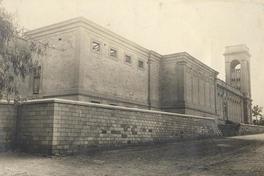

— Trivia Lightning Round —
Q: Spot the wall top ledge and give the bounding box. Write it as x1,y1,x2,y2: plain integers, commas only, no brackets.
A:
240,123,264,128
23,98,215,121
0,100,14,105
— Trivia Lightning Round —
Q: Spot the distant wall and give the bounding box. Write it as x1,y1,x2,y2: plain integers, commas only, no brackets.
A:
239,124,264,135
18,99,220,155
218,123,264,136
216,79,244,123
0,103,17,151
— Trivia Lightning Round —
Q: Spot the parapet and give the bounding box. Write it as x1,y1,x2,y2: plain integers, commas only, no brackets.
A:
224,44,250,57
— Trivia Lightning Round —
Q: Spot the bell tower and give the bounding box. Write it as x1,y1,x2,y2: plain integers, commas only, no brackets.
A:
224,44,252,123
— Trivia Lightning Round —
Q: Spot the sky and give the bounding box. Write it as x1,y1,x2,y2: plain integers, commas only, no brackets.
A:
2,0,264,107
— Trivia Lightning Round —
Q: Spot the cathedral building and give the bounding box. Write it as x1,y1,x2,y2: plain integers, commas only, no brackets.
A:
24,17,252,124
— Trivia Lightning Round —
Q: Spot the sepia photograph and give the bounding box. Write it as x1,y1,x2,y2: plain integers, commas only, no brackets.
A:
0,0,264,175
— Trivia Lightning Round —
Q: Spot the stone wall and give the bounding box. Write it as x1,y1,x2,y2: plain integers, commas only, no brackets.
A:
0,103,17,151
17,102,54,154
2,98,264,154
218,123,264,136
239,123,264,135
18,99,220,155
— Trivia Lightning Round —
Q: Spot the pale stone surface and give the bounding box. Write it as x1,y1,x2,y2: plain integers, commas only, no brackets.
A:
23,18,252,123
17,99,220,155
0,18,256,155
0,104,16,151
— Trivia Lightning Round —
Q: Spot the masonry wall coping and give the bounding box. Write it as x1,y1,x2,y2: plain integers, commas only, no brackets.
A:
240,123,264,128
22,98,215,121
0,100,14,105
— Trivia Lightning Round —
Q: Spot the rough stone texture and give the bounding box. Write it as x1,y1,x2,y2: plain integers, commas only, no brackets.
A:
218,123,264,137
0,103,17,152
17,103,54,154
17,99,220,155
2,99,264,154
239,124,264,135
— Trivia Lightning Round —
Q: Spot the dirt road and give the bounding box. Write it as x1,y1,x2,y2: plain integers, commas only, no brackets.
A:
1,134,264,176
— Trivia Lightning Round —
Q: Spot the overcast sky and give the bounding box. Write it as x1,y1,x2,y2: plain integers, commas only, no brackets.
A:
3,0,264,107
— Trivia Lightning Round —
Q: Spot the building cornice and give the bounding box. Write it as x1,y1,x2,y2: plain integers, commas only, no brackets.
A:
23,98,215,120
216,78,244,97
163,52,219,75
223,44,251,57
25,17,151,56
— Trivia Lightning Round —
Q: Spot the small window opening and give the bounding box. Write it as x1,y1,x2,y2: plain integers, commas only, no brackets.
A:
92,41,100,52
110,48,117,58
235,64,241,70
125,55,132,64
138,60,144,68
33,66,41,94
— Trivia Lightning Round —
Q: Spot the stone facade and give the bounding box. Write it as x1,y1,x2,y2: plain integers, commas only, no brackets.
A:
17,102,54,154
216,79,244,123
0,103,17,151
224,45,252,123
239,124,264,135
22,17,252,124
160,53,218,117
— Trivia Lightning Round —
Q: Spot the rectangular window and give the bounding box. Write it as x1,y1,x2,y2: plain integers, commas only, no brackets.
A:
138,60,144,68
125,55,132,64
92,41,100,52
33,66,41,94
110,48,117,58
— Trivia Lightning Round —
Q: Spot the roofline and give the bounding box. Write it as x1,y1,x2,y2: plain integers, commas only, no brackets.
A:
163,52,219,75
26,17,244,76
25,17,151,55
216,78,244,97
223,44,251,57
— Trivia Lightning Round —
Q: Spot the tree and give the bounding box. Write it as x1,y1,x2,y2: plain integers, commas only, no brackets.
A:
252,105,263,125
0,2,46,101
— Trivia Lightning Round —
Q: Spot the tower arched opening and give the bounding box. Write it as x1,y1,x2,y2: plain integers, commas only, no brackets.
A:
230,60,241,90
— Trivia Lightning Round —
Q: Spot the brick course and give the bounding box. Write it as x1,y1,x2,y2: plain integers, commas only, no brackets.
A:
239,123,264,135
17,103,54,154
0,103,17,151
18,99,221,155
2,98,264,155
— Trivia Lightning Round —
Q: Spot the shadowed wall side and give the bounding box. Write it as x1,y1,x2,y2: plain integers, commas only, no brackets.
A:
0,103,17,152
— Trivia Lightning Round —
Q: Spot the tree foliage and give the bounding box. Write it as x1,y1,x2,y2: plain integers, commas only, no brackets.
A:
0,2,46,101
252,105,264,125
